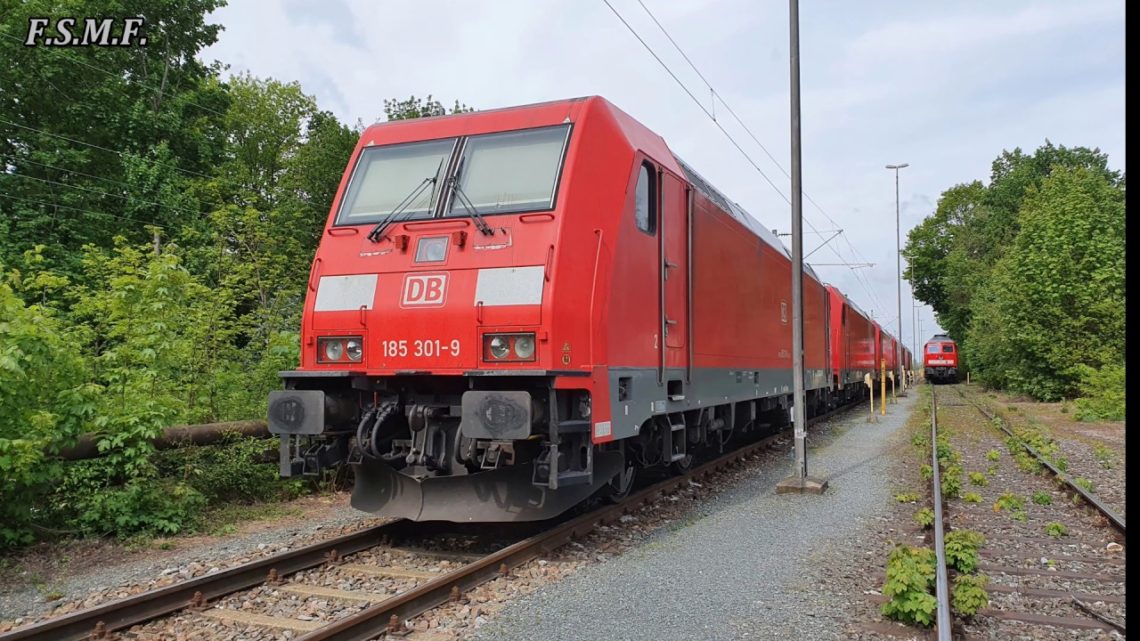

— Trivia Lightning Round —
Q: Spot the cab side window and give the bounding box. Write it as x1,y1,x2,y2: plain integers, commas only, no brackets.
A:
942,344,955,353
634,162,656,234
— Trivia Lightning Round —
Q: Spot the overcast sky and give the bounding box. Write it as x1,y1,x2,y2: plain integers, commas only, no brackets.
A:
201,0,1125,353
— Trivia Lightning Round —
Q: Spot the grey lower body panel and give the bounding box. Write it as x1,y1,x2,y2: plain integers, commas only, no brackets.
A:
606,366,831,441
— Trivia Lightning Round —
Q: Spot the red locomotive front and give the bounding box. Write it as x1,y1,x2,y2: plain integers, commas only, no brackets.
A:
267,96,839,523
923,334,959,383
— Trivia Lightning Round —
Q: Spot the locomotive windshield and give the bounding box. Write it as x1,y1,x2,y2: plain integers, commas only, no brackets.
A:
445,124,570,216
335,138,456,225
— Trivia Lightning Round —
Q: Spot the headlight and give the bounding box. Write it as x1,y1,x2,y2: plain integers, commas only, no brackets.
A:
317,336,363,364
488,336,511,360
482,333,537,362
345,339,363,362
513,335,535,359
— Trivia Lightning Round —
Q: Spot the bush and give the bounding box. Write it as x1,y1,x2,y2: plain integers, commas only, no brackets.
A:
72,479,207,538
944,529,985,573
993,492,1023,513
881,545,938,627
962,492,982,504
969,471,988,487
1073,364,1125,421
1045,522,1068,538
951,574,989,617
155,435,289,504
1032,490,1053,506
986,449,1001,462
941,464,962,499
914,507,935,529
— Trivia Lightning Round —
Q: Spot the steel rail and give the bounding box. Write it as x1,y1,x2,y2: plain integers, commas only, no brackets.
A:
928,386,953,641
959,388,1126,535
3,400,858,641
0,522,403,641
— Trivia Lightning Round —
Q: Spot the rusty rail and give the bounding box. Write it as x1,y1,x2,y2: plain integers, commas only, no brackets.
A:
0,522,396,641
960,388,1126,535
928,386,952,641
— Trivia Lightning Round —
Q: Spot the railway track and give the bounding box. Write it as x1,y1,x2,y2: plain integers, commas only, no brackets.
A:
1,401,859,641
958,387,1126,536
927,387,953,640
935,384,1126,638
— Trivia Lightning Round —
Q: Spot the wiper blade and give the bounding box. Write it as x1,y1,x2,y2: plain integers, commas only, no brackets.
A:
449,176,494,236
366,176,436,243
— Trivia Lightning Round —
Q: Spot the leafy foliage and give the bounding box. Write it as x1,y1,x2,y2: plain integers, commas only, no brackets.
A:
1044,522,1068,538
943,529,985,573
1032,490,1053,506
1073,364,1125,421
881,545,938,627
914,507,935,529
962,492,982,504
951,574,989,618
993,492,1024,514
969,471,988,487
986,449,1000,462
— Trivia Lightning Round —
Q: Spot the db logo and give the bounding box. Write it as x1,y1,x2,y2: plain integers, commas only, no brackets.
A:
402,273,448,307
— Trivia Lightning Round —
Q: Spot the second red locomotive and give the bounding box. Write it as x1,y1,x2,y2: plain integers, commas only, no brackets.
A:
923,334,959,383
267,96,901,522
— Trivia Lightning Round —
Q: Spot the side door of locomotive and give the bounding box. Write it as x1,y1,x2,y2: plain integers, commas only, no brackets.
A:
660,171,689,366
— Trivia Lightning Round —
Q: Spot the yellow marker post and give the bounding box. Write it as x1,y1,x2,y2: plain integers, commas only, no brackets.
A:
880,359,887,415
967,371,970,385
864,372,877,422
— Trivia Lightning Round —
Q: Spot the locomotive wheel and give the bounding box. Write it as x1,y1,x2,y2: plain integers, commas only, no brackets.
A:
603,458,637,503
669,453,693,475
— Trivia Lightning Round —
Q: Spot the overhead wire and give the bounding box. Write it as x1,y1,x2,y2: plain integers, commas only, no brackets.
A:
607,0,886,313
0,31,229,120
0,192,166,228
0,172,201,218
633,0,887,313
0,117,214,181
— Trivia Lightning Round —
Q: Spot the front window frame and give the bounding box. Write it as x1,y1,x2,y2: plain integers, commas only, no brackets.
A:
332,136,459,227
442,123,572,219
332,124,573,228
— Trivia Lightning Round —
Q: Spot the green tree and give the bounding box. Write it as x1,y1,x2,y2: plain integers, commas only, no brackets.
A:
965,166,1124,399
0,0,229,277
383,94,473,121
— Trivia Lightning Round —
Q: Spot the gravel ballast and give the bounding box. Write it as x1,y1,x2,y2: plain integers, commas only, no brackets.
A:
472,392,918,641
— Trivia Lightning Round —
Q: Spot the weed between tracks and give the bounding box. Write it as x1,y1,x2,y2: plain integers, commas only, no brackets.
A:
879,386,990,629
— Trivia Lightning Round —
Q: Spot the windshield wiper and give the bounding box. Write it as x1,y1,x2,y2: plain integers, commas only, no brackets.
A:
449,177,495,236
447,157,494,236
367,157,447,243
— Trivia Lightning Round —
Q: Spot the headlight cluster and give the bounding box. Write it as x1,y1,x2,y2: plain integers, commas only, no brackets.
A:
482,333,536,362
317,336,364,363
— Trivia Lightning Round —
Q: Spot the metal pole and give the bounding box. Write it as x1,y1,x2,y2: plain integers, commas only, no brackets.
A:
894,168,903,387
789,0,807,480
886,163,908,390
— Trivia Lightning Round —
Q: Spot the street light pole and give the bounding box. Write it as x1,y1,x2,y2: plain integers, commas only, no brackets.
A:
886,163,908,390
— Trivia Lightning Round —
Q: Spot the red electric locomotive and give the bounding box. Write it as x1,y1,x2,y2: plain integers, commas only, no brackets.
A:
267,96,851,522
923,334,959,383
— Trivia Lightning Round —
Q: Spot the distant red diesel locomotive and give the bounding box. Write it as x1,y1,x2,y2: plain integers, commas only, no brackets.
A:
923,334,959,383
267,96,891,522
